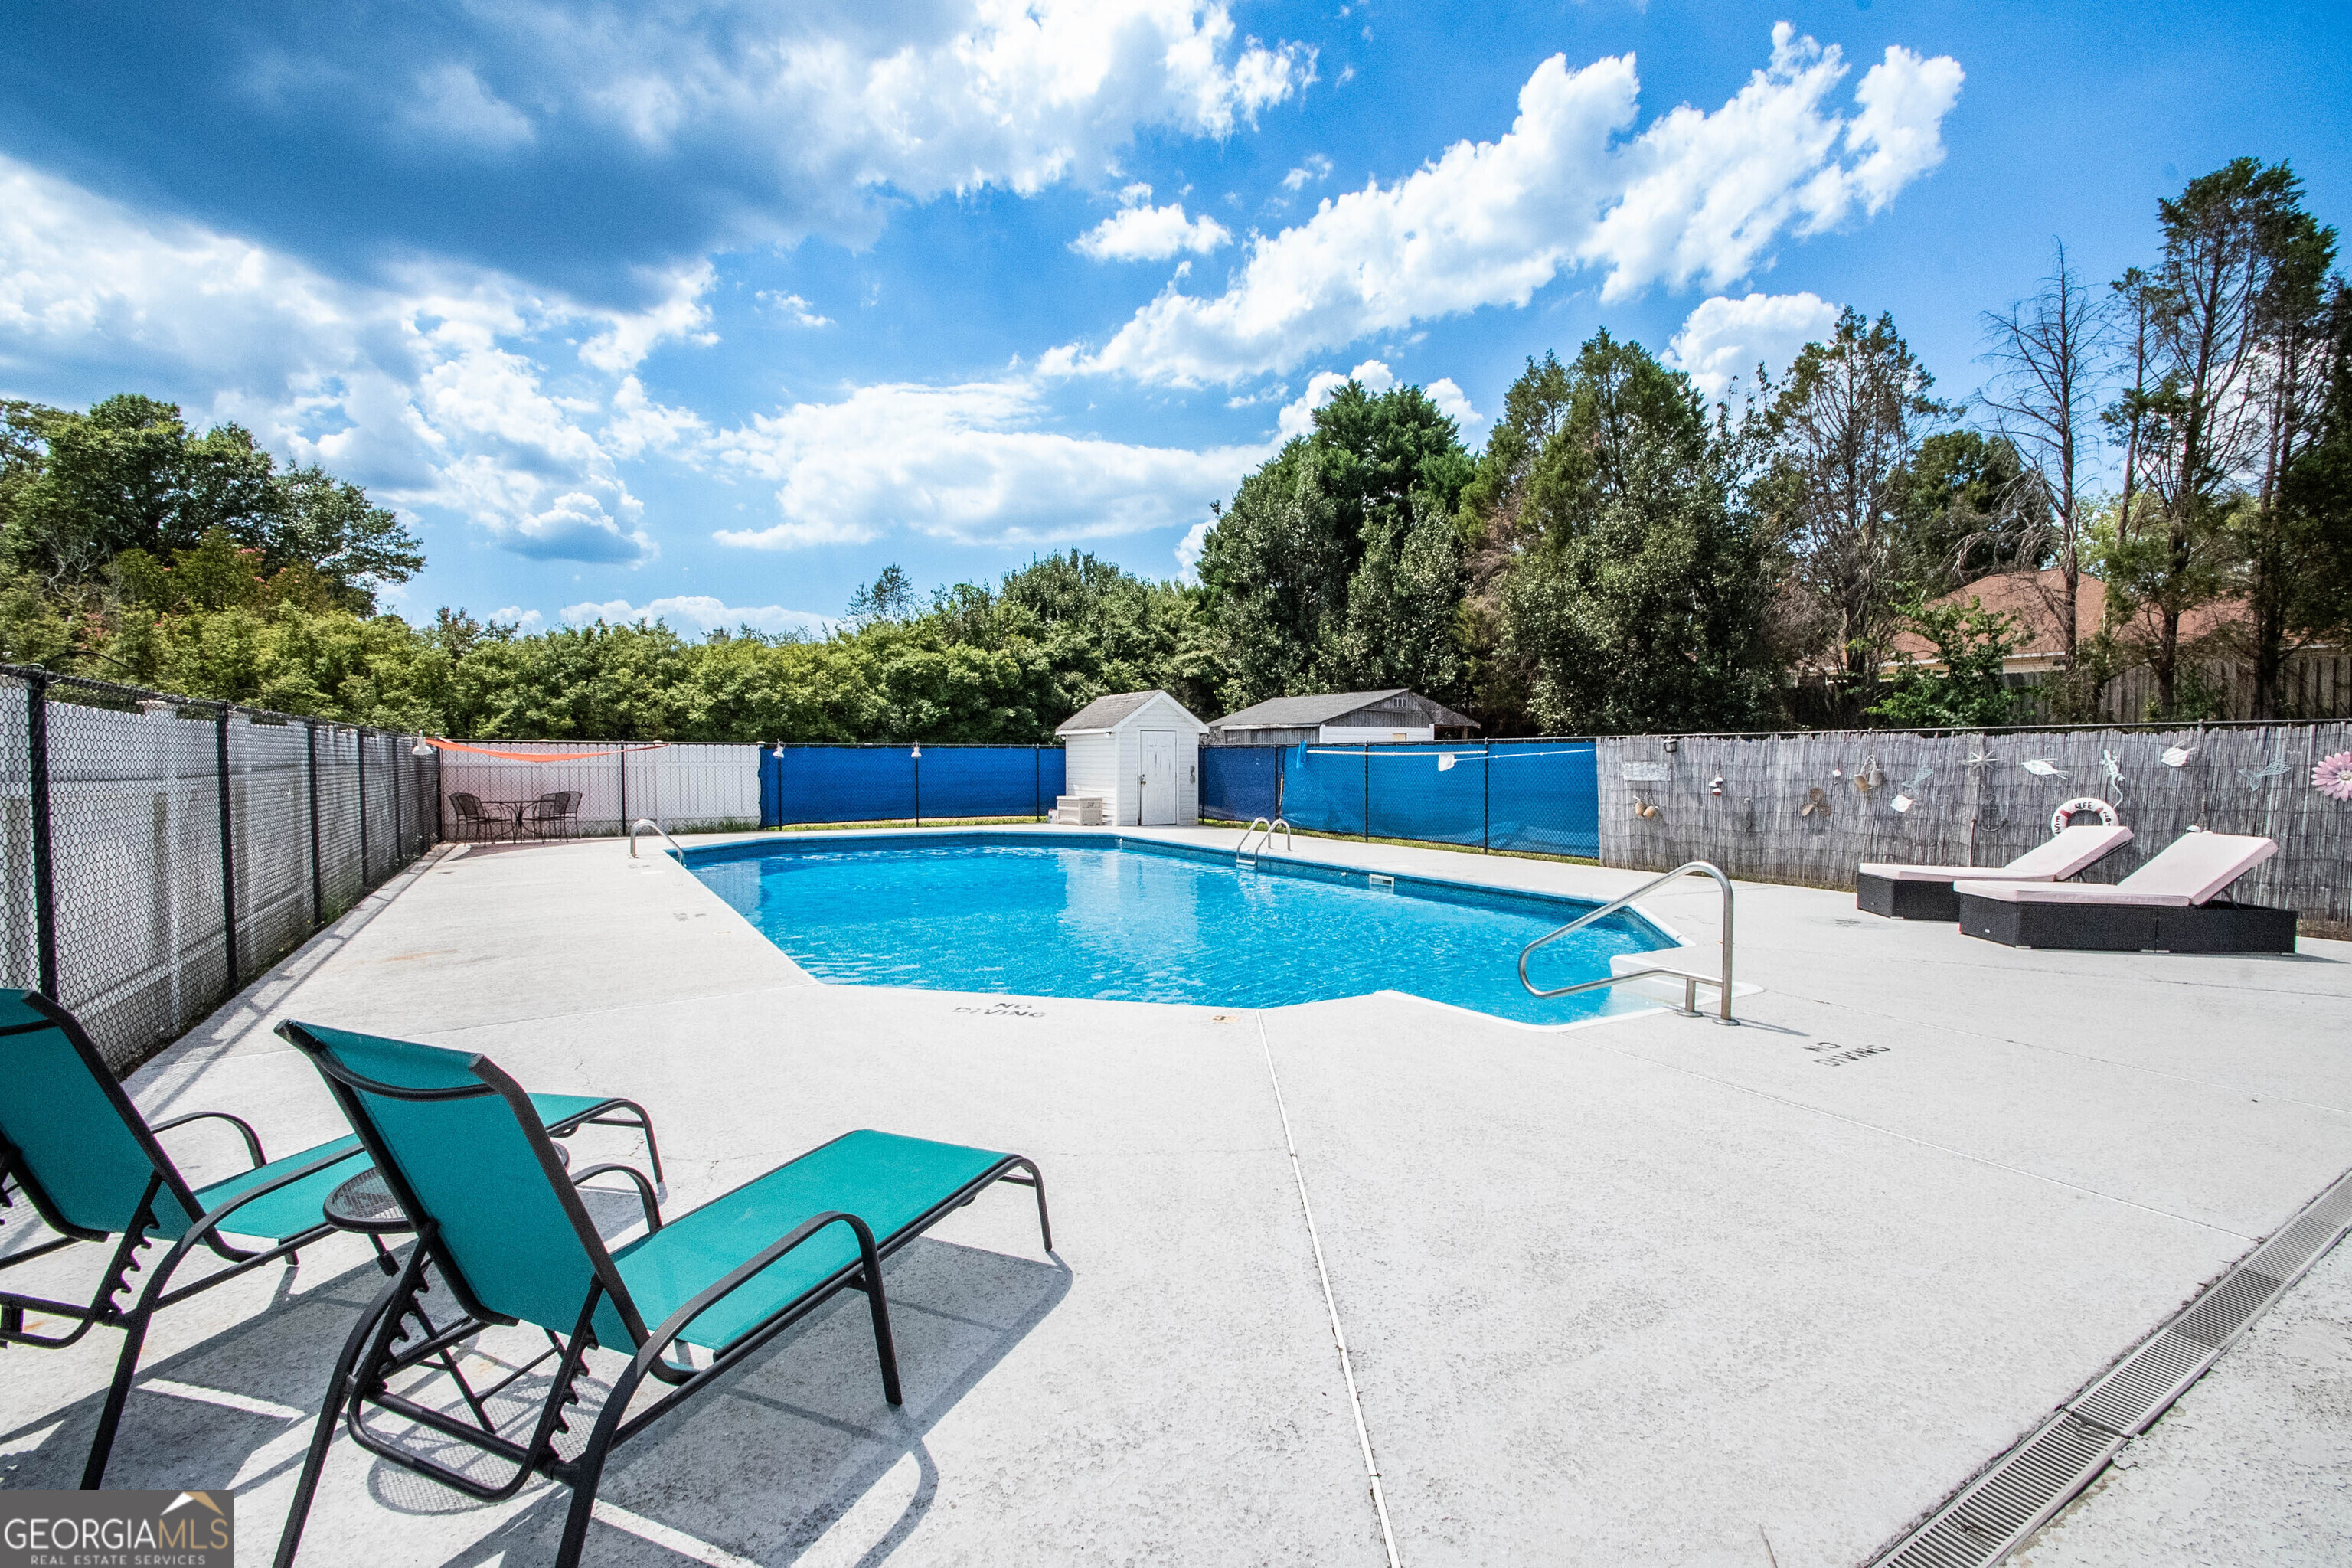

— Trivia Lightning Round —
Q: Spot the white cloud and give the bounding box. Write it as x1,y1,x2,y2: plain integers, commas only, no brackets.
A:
756,290,832,328
403,63,535,152
1280,154,1332,191
1664,290,1841,404
1074,201,1233,261
0,154,690,565
1426,377,1484,436
1174,518,1212,583
1049,26,1960,386
706,378,1264,550
522,0,1313,251
490,606,546,632
561,596,835,638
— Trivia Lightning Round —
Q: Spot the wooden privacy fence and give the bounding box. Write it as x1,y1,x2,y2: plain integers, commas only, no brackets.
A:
436,741,762,836
1596,723,2352,933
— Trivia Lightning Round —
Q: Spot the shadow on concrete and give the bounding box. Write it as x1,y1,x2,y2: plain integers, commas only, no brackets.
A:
462,1237,1071,1566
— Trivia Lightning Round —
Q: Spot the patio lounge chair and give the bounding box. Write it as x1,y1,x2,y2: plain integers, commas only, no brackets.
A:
1957,831,2295,952
1856,823,2134,920
0,989,665,1488
269,1021,1050,1568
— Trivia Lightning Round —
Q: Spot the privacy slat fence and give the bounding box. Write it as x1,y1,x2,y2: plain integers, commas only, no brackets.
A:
0,665,440,1073
2014,652,2352,726
436,741,761,837
1596,723,2352,933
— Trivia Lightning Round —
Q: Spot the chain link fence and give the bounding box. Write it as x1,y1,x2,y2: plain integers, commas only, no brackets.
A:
0,665,440,1075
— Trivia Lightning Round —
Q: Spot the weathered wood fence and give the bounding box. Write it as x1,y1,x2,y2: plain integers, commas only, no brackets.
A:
1596,723,2352,933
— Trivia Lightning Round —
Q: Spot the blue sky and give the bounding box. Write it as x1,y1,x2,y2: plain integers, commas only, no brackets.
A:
4,2,2347,636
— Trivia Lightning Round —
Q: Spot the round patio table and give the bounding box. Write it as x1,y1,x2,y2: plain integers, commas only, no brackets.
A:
323,1142,566,1234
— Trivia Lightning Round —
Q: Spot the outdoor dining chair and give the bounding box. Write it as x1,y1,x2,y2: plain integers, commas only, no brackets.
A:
521,789,583,840
0,989,665,1488
449,792,505,843
270,1020,1050,1568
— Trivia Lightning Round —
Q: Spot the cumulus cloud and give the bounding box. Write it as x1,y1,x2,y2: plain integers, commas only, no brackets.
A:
1276,358,1396,441
1174,518,1212,583
562,596,835,638
1280,154,1333,191
25,2,1315,300
756,290,832,328
0,154,693,565
1664,290,1841,404
706,379,1265,550
490,606,547,632
1049,26,1961,385
1073,194,1233,261
1426,377,1484,436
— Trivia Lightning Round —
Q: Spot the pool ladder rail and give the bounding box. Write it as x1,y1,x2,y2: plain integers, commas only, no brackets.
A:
1518,861,1736,1023
628,818,688,860
1236,817,1292,868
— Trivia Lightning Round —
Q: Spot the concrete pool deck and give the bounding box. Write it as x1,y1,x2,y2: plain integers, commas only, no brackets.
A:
2,822,2347,1565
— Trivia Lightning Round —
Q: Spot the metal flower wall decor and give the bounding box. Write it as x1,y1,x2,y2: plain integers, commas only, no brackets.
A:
2315,750,2352,803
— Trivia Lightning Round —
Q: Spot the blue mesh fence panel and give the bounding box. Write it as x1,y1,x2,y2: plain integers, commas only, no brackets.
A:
760,746,1064,826
1488,741,1599,858
1363,743,1489,847
918,746,1050,817
1200,747,1281,822
1278,745,1368,837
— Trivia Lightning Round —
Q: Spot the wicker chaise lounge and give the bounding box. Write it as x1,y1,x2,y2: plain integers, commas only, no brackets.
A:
1857,823,2135,921
1956,831,2295,953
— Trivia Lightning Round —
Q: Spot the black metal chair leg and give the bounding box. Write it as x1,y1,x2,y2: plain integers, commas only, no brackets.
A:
80,1312,150,1488
275,1253,423,1568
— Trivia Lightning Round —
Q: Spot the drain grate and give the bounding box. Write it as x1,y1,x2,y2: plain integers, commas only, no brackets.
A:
1872,1163,2352,1568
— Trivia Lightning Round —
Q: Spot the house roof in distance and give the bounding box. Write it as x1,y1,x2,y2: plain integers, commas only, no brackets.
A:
1054,689,1207,734
1886,569,2246,663
1210,689,1478,731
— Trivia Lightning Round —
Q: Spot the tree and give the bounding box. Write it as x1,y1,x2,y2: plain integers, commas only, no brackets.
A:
1497,330,1773,733
1197,379,1474,709
1891,430,2046,591
1756,308,1955,720
846,564,917,625
1981,242,2104,714
2236,187,2346,717
2118,159,2307,716
1867,595,2027,728
2267,279,2352,694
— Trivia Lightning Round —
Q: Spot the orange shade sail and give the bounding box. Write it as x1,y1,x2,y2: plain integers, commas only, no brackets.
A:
418,737,670,763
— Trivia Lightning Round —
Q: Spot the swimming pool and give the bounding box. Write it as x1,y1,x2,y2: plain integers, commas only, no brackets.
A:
685,832,1676,1026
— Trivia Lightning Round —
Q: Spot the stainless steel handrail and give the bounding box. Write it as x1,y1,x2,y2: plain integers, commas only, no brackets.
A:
628,818,688,860
1518,861,1736,1022
1236,816,1292,865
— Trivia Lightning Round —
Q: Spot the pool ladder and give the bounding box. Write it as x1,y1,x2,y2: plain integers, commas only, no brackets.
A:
628,818,688,860
1236,816,1292,868
1518,861,1736,1022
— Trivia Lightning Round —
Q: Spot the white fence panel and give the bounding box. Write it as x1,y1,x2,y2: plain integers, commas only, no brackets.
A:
438,741,760,835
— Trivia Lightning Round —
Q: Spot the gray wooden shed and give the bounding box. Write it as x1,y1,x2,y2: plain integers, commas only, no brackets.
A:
1207,689,1479,747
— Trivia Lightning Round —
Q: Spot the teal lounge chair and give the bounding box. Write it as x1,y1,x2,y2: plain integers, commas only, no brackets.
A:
270,1021,1050,1568
0,989,664,1488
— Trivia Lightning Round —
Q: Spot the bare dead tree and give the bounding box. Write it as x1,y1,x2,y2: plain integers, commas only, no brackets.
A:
1981,241,2102,710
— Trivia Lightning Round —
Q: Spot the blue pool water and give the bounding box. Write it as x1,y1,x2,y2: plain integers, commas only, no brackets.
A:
688,834,1672,1025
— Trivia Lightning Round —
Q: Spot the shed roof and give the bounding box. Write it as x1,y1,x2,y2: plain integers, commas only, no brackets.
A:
1054,689,1207,735
1210,689,1478,731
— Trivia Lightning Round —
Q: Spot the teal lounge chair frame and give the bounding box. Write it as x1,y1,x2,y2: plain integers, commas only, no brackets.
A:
270,1021,1049,1568
0,989,663,1488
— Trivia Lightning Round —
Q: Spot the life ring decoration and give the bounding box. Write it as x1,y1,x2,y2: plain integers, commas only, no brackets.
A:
2050,795,2120,835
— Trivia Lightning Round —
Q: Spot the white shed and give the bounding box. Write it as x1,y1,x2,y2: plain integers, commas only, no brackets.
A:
1054,690,1208,826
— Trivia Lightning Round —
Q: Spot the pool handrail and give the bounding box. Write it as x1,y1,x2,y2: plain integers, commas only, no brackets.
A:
1518,861,1736,1023
1236,816,1292,867
628,818,688,861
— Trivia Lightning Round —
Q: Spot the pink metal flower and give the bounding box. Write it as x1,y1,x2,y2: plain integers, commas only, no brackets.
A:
2315,750,2352,803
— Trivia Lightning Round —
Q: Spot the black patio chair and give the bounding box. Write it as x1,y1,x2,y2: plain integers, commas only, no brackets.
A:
521,789,582,841
449,792,506,844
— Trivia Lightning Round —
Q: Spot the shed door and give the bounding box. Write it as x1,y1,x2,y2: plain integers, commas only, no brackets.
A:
1139,732,1178,825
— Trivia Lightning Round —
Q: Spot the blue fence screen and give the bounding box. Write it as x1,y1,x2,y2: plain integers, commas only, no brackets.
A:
760,746,1067,827
1199,746,1282,822
1201,740,1598,858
